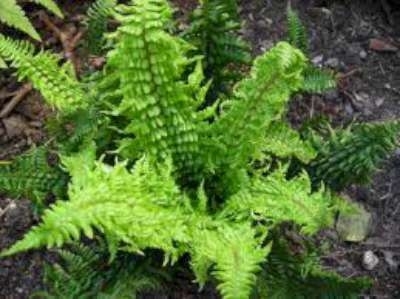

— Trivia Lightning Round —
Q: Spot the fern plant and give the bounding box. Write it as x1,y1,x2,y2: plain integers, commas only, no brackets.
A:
0,0,63,41
0,0,372,298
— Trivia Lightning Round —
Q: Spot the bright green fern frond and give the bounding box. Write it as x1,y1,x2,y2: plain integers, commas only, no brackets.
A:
287,7,308,54
263,121,316,163
0,0,41,40
28,0,63,18
2,150,271,299
308,120,400,190
302,66,336,93
192,225,270,299
0,0,62,40
107,0,203,179
0,147,69,205
0,34,87,113
85,0,117,55
208,42,307,171
222,167,338,235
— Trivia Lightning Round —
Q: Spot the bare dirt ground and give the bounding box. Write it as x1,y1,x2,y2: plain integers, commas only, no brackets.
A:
0,0,399,298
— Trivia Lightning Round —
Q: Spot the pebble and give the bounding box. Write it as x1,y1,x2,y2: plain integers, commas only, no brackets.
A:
312,54,324,66
375,97,385,107
325,57,340,68
362,250,379,270
359,50,368,60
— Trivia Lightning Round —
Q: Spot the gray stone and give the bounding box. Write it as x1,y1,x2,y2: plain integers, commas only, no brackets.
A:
359,49,368,60
336,204,372,242
311,54,324,66
325,57,340,68
362,250,379,270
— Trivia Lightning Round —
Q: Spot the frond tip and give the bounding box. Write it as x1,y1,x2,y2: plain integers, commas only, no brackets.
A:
0,34,86,113
287,7,308,54
0,0,63,40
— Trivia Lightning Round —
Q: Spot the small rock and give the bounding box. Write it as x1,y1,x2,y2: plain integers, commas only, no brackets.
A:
369,38,398,52
344,102,354,116
362,250,379,270
16,287,24,294
312,54,324,66
325,57,340,68
256,18,272,28
336,204,372,242
374,97,385,107
359,50,368,60
2,115,27,138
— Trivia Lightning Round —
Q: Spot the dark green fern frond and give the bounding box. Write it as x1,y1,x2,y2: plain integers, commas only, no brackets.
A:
0,34,86,113
252,237,371,299
41,244,162,299
308,121,400,190
287,6,308,54
302,66,336,93
185,0,251,101
85,0,117,55
0,147,69,205
0,0,62,41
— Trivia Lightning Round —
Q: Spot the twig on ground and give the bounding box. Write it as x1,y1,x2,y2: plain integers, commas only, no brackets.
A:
39,12,84,75
0,201,17,220
0,84,32,118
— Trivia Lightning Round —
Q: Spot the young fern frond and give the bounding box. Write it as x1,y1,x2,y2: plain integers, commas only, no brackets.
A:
286,8,337,94
308,121,400,190
302,66,336,93
85,0,117,55
287,6,308,54
0,34,86,113
263,121,316,163
0,0,62,41
185,0,251,100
